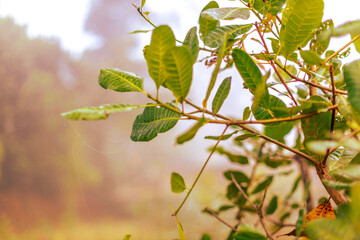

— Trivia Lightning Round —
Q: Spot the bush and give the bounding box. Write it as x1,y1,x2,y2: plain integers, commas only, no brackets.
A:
63,0,360,239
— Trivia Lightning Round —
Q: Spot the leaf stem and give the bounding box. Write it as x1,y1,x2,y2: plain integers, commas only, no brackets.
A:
173,125,229,215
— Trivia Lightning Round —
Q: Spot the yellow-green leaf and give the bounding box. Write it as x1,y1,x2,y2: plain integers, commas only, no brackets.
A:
62,104,145,120
280,0,324,57
98,68,143,92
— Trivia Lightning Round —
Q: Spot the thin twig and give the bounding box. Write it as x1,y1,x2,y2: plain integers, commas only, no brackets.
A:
174,125,229,215
254,22,298,106
323,34,360,64
204,208,238,232
322,64,337,166
273,60,347,95
231,174,274,240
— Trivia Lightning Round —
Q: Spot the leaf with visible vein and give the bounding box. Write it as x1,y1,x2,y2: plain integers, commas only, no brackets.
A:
310,20,333,55
201,7,250,21
212,77,231,114
98,68,143,92
199,1,220,39
344,60,360,117
268,0,286,15
233,49,262,90
280,0,324,57
183,26,199,63
62,104,145,120
145,25,176,88
130,104,181,142
204,24,252,48
162,46,193,101
171,172,187,193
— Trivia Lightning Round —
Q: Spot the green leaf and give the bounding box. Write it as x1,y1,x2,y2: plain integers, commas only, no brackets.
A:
264,121,294,143
234,133,258,141
98,68,143,92
205,130,239,141
175,215,186,240
130,104,180,142
310,19,333,55
252,95,288,125
320,20,360,41
233,225,267,240
352,33,360,54
233,49,262,90
224,170,249,183
140,0,146,8
322,180,352,190
212,77,231,114
123,234,132,240
243,107,251,120
177,119,208,144
201,7,250,21
327,147,359,173
200,234,211,240
213,146,249,164
144,25,176,88
286,176,301,200
344,59,360,117
306,140,338,155
129,29,151,34
203,34,229,108
343,165,360,179
279,0,324,57
183,26,199,64
171,172,187,193
300,50,323,66
162,46,193,101
268,0,286,15
296,209,305,237
204,24,252,48
337,95,360,129
264,157,291,169
266,195,278,215
62,104,145,120
301,96,331,146
252,176,273,194
199,1,220,39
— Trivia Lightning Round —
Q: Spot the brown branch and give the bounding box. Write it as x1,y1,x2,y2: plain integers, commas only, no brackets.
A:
273,60,347,95
204,208,238,232
254,22,298,106
231,174,274,240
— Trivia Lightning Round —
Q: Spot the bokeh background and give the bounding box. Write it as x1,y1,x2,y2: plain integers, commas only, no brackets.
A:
0,0,359,239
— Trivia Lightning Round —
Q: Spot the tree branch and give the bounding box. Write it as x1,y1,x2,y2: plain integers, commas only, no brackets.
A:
231,174,274,240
